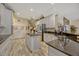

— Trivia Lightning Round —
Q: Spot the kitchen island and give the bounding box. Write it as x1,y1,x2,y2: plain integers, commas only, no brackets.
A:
43,29,79,56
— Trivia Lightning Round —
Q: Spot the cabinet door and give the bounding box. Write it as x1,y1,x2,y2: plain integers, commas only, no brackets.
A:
0,15,1,25
0,4,1,25
0,4,12,35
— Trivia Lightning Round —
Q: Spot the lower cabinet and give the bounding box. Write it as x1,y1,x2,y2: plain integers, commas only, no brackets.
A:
26,35,41,52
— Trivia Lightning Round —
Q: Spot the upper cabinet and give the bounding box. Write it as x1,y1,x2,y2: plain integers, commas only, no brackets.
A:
0,4,13,35
0,4,1,25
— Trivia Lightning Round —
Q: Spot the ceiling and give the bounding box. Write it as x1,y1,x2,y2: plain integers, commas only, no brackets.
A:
7,3,79,20
7,3,54,19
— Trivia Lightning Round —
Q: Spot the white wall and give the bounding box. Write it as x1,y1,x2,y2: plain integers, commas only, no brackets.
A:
71,20,79,34
39,14,55,28
52,3,79,20
0,4,12,35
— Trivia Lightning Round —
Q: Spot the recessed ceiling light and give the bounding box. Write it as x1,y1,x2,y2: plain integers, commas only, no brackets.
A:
32,16,35,19
50,3,54,5
30,8,34,12
17,12,20,16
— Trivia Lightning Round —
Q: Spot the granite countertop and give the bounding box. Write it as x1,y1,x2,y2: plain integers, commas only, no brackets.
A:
45,29,79,36
46,39,79,56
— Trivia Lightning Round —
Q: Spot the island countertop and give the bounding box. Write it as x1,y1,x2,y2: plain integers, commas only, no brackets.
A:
44,29,79,42
45,29,79,36
46,39,79,56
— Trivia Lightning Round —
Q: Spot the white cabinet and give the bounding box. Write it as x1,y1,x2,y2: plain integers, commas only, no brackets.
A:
0,4,12,35
26,34,41,52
